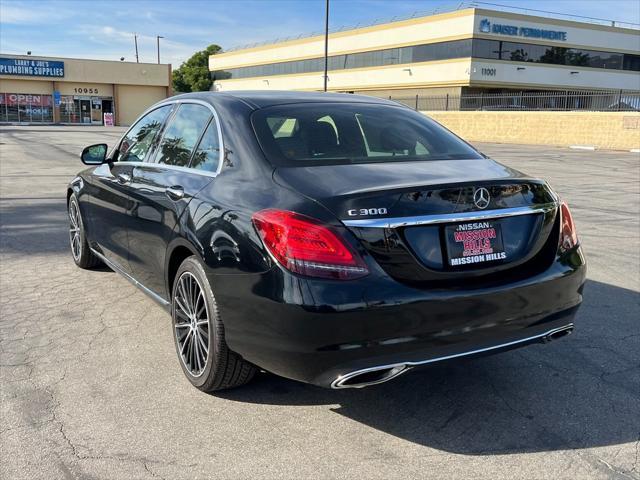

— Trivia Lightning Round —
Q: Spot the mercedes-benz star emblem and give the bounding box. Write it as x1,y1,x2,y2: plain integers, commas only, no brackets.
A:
473,187,491,209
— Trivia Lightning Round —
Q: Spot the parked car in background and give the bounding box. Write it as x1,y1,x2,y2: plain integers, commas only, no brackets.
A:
68,91,586,391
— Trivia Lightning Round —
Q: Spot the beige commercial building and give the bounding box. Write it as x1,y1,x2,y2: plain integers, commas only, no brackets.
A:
210,7,640,97
0,54,172,126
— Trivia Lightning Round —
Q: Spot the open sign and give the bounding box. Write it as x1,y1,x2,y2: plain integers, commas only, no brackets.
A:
0,93,52,106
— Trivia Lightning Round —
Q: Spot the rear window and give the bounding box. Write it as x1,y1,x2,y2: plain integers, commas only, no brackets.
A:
251,102,482,166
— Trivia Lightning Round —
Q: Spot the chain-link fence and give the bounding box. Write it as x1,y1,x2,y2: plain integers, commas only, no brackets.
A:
390,90,640,112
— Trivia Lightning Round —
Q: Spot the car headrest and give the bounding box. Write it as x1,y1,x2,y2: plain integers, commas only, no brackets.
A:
308,121,338,150
275,136,308,159
380,125,415,152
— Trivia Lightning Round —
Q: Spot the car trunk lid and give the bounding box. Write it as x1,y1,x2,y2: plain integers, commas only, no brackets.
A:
274,159,559,286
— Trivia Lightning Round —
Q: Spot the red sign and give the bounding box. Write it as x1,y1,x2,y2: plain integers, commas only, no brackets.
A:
0,93,52,106
453,226,497,256
446,221,507,266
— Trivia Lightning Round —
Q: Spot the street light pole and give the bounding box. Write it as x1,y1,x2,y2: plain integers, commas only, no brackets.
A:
323,0,329,92
157,36,164,64
134,34,139,63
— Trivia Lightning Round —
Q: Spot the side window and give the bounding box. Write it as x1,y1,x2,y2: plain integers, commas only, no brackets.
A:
317,115,339,142
356,113,420,157
117,105,172,163
191,118,221,173
267,117,299,138
415,141,430,155
155,104,211,166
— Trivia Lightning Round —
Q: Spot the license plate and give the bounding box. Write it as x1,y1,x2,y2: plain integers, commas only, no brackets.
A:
445,220,507,267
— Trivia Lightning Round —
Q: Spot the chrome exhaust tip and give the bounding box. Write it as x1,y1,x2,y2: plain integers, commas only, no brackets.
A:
542,324,574,343
331,364,409,389
331,323,575,389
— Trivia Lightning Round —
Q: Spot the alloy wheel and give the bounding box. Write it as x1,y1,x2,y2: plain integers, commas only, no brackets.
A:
69,200,82,261
174,272,210,377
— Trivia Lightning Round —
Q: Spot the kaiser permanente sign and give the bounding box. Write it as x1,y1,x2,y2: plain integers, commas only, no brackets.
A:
0,57,65,77
479,19,568,41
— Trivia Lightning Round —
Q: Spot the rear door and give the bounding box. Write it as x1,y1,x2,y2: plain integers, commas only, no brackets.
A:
127,102,222,297
86,104,173,272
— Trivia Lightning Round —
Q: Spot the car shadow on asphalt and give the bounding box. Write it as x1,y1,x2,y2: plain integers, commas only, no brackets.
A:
0,197,114,270
0,197,76,255
217,279,640,454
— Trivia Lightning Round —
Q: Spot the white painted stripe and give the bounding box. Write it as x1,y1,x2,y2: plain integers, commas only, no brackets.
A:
569,145,597,151
630,149,640,153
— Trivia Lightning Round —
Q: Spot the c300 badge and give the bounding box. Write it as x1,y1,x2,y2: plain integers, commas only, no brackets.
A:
347,208,388,216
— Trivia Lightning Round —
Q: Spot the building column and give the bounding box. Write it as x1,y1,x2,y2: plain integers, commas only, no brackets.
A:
113,84,120,126
52,81,60,123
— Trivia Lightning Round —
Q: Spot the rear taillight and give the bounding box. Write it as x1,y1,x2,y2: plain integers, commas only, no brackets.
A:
252,209,369,280
559,201,579,253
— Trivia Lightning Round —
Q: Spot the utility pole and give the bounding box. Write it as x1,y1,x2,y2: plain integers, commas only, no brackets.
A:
323,0,329,92
156,36,164,64
134,34,139,63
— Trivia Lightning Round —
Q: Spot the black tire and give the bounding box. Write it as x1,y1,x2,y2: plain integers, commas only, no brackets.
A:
171,256,256,392
68,193,102,269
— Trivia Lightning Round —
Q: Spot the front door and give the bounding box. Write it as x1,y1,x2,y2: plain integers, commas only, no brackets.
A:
86,162,136,272
91,99,102,124
79,99,91,124
85,104,174,273
127,102,219,297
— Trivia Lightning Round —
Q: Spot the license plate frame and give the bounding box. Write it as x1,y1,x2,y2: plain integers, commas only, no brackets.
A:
445,220,507,267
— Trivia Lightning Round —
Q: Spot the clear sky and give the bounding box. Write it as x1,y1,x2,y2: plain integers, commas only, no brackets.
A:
1,0,639,67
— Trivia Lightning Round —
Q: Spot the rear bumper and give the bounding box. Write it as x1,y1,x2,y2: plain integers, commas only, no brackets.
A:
212,247,586,388
330,320,576,388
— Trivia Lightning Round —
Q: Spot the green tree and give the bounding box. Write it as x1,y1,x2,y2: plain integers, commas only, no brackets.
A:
172,44,222,93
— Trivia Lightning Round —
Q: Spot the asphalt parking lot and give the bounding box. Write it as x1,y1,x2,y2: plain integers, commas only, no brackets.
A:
1,126,638,480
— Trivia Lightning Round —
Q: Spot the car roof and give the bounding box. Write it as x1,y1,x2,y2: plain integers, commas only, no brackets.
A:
168,90,400,109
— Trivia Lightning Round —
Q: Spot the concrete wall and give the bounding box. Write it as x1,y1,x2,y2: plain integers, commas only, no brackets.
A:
2,55,170,86
361,86,463,98
0,79,53,95
115,85,168,126
469,60,640,92
211,9,475,70
216,58,471,92
424,111,640,150
472,9,639,53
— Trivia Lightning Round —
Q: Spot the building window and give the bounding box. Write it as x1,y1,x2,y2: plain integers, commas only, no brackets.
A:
0,93,53,123
212,39,475,81
473,39,637,71
472,39,502,59
60,96,79,123
59,95,115,124
623,54,640,71
411,39,473,62
213,38,639,82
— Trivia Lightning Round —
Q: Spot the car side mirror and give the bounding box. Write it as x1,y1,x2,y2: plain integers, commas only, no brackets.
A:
80,143,108,165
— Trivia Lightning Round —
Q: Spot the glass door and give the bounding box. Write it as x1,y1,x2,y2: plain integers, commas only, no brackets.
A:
60,97,79,123
91,99,102,124
79,99,91,124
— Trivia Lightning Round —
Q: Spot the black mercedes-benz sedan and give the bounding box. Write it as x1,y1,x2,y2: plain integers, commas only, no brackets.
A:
68,91,586,391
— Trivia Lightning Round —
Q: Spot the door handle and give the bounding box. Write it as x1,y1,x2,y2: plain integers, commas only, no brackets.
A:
116,173,131,184
166,185,185,201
